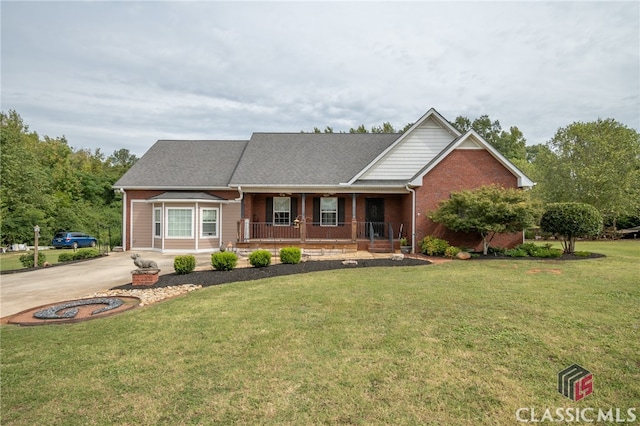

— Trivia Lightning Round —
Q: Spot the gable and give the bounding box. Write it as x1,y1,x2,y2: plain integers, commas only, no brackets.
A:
409,130,535,188
356,116,459,181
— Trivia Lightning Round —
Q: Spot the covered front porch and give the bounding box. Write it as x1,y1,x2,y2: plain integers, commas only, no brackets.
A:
235,192,414,253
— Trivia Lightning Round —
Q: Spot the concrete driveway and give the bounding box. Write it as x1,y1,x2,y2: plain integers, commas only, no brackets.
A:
0,251,187,319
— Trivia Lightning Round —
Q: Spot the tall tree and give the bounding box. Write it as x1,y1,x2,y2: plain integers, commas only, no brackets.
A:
451,115,527,162
1,110,137,246
371,122,396,133
533,119,640,229
0,111,54,245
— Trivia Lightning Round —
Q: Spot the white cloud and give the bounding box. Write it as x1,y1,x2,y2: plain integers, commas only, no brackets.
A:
2,1,638,156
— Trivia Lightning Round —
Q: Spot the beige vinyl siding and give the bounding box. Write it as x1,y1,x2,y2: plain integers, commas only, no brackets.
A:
360,116,457,180
131,201,153,249
221,203,241,245
163,239,197,250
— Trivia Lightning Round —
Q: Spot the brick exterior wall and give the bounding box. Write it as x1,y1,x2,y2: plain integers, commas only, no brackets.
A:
414,149,524,251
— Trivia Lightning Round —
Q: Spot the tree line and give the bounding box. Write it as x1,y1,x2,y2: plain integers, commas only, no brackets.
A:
2,109,638,248
1,110,137,247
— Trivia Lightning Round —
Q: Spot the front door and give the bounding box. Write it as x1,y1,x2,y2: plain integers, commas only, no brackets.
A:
365,198,385,238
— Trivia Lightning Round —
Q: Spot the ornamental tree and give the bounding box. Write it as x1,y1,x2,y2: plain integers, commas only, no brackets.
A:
540,203,603,253
428,185,537,255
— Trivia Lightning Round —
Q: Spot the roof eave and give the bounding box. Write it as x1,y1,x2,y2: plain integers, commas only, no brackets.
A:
113,185,233,191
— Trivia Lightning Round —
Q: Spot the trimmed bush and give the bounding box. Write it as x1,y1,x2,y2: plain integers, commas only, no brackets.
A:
444,246,461,259
56,249,102,263
540,202,603,253
249,249,271,268
57,252,75,262
280,247,302,264
174,255,196,275
211,251,238,271
420,236,449,256
574,251,592,257
73,248,100,259
19,251,46,268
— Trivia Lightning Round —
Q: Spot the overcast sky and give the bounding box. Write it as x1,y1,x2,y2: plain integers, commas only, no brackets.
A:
2,1,638,157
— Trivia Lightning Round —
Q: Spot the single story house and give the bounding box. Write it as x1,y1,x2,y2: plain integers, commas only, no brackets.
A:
114,108,534,254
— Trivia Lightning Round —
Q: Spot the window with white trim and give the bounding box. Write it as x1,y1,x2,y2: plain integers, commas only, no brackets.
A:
320,197,337,226
273,197,291,226
154,208,162,238
201,208,218,238
167,208,193,238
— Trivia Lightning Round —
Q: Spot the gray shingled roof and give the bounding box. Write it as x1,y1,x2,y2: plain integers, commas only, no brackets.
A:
229,133,399,186
114,140,248,188
115,133,401,189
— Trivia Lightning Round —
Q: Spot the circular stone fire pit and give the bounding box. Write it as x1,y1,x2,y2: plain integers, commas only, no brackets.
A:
6,297,140,326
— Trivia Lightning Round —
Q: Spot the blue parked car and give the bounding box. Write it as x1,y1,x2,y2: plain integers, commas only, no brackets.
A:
52,232,97,249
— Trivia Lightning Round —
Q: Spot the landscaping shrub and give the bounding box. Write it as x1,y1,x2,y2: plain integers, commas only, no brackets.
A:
280,247,302,264
73,248,100,259
574,251,592,257
540,202,603,253
211,251,238,271
504,248,528,257
420,236,449,256
533,247,563,258
249,249,271,267
56,249,101,263
487,246,506,255
515,242,540,256
19,251,46,268
444,246,461,259
57,252,75,262
174,255,196,274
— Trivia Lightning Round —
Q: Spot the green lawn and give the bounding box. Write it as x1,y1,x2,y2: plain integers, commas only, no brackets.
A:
1,241,638,425
0,249,75,272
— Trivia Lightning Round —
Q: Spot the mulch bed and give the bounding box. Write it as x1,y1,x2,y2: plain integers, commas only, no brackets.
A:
112,252,605,290
113,257,433,290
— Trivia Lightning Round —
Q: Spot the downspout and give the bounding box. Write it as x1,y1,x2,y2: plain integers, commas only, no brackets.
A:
234,186,244,202
118,188,127,251
406,185,416,254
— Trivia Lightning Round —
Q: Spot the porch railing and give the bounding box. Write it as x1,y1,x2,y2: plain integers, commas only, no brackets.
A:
239,220,406,243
